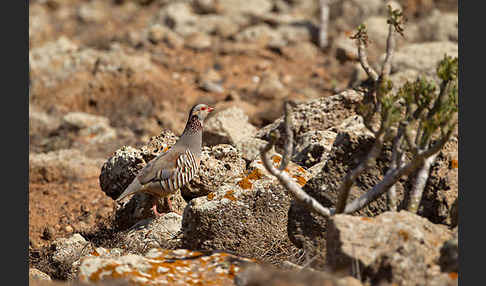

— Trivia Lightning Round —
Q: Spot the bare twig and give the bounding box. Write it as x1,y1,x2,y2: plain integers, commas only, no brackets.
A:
357,41,379,82
260,107,332,218
381,23,395,78
319,0,330,49
351,25,379,82
340,123,455,214
407,153,438,213
279,101,294,171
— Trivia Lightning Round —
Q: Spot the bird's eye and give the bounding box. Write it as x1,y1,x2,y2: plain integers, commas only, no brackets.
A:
201,106,206,111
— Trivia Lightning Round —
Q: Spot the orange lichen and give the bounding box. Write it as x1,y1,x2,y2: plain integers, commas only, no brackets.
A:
207,192,215,201
223,190,237,201
450,159,458,169
237,178,253,190
398,229,409,241
90,249,100,256
296,166,306,173
360,217,372,222
247,169,264,180
292,175,307,187
83,248,257,286
448,272,458,280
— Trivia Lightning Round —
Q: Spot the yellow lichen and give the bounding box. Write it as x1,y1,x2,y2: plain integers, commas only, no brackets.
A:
207,192,215,201
247,169,264,180
448,272,458,280
292,175,307,187
237,178,253,190
398,229,409,241
223,190,237,201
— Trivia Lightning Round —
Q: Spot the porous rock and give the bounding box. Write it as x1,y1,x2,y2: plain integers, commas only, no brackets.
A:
326,211,454,286
52,233,92,268
203,106,258,146
118,213,183,253
78,248,255,285
182,155,311,260
181,144,246,199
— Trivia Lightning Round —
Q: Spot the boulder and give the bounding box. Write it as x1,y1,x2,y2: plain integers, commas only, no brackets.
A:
118,213,183,253
52,233,92,267
256,89,364,150
182,155,311,262
326,211,454,286
203,107,258,146
29,268,51,281
78,248,255,285
181,144,246,199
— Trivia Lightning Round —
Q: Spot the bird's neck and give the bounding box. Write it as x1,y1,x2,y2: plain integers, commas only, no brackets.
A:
179,116,203,152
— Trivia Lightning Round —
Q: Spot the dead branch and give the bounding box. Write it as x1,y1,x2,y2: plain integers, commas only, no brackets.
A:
279,101,294,171
319,0,330,49
260,110,332,218
341,123,456,214
407,153,438,213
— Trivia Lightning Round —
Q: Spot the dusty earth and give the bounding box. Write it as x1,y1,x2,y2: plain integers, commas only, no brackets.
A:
28,0,458,282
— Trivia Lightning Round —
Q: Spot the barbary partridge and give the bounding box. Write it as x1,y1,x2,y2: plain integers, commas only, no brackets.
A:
116,104,214,216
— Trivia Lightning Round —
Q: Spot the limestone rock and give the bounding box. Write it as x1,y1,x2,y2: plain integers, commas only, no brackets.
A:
181,144,246,199
326,211,453,286
78,248,255,285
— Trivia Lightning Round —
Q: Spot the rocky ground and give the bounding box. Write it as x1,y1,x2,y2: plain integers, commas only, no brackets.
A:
29,0,458,285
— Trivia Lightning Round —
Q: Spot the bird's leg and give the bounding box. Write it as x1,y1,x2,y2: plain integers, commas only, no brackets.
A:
152,203,164,217
165,196,182,215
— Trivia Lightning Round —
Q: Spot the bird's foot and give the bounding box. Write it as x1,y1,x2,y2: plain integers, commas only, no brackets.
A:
152,204,164,217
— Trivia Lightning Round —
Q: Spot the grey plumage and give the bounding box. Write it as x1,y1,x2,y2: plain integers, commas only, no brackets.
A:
116,104,214,215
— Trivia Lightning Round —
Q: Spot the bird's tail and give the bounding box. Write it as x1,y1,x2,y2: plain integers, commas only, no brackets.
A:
116,177,143,202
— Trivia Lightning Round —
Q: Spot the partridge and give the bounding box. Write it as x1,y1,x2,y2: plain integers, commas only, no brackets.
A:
116,104,214,216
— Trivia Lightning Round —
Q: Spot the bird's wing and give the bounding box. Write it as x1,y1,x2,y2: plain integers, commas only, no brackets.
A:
137,148,198,185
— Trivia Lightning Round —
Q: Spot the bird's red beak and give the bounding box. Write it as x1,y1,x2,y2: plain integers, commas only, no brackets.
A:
208,107,215,112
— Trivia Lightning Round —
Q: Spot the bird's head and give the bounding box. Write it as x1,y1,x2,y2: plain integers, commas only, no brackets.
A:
189,103,215,122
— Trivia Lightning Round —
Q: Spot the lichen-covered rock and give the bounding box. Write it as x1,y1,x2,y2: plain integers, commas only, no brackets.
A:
235,137,268,161
118,213,183,253
256,89,364,149
182,154,311,262
292,130,337,168
52,233,93,270
326,211,453,286
29,149,104,183
203,107,258,146
181,144,246,199
78,248,255,285
29,268,51,281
